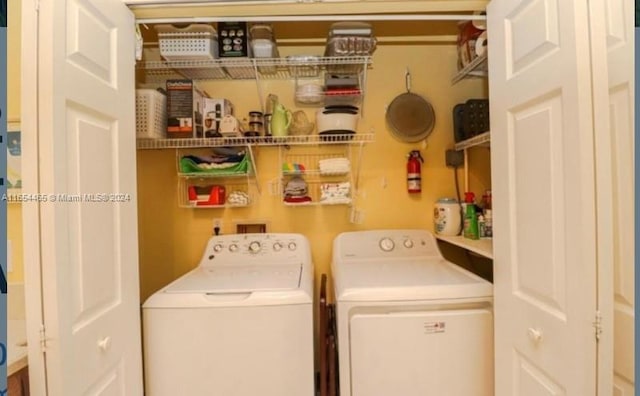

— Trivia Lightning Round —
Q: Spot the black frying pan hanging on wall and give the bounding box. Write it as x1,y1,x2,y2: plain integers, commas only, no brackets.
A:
386,70,436,143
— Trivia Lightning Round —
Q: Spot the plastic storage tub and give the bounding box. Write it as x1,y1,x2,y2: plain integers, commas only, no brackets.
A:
155,24,219,61
136,89,167,139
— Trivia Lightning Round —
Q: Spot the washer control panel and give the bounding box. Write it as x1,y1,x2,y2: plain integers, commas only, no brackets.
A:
202,233,310,266
335,229,442,261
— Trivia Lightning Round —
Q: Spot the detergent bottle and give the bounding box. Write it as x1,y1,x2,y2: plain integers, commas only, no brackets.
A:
463,192,479,240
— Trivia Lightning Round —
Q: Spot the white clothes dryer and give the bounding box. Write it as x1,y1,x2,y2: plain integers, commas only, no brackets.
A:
332,229,493,396
143,233,314,396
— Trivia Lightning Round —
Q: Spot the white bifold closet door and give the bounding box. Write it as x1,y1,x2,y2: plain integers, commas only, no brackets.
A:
22,0,143,394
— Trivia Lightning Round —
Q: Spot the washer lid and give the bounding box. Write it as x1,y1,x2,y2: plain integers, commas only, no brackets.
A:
333,259,492,302
164,264,302,294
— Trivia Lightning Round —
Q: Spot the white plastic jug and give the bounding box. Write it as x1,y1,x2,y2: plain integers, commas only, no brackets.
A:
434,198,462,236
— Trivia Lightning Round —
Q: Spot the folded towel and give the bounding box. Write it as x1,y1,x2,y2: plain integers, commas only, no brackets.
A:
319,158,350,175
284,176,308,197
184,152,246,164
320,182,351,203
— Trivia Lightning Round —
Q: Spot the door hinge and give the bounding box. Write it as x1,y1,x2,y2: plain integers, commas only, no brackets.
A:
593,310,602,341
39,324,47,352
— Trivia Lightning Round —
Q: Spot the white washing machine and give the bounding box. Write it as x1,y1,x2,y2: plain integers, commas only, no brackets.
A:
332,229,493,396
143,233,314,396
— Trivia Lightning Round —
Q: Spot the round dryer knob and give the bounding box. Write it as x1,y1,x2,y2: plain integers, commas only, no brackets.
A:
249,241,261,254
379,237,395,252
288,242,297,251
213,244,223,253
229,244,239,252
403,239,414,248
273,242,283,251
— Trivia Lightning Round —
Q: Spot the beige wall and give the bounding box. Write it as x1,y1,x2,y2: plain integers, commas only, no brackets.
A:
136,41,489,302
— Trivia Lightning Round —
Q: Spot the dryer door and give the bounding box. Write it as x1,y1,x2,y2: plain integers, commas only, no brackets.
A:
350,308,493,396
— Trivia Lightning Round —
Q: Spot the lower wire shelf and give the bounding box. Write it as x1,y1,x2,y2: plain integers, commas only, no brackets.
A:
435,234,493,259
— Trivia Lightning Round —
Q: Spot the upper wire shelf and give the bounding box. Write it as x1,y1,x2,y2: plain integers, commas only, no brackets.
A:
137,55,373,81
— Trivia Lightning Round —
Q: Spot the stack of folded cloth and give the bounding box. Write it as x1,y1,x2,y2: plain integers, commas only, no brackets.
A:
181,150,246,171
284,176,312,204
227,191,250,206
319,158,350,175
320,182,351,204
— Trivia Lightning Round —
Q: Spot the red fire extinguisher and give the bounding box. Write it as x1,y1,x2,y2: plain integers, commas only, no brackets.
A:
407,150,424,193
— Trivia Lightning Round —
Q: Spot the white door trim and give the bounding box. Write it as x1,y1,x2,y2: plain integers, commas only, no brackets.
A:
588,0,614,393
21,0,47,394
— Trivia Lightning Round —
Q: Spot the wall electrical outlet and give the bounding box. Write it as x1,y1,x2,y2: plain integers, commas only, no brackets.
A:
212,218,223,234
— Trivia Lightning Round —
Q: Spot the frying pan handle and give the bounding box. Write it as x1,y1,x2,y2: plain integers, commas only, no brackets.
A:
405,68,411,93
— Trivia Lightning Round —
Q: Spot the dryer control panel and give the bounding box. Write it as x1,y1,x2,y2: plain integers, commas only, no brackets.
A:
333,229,442,261
199,233,311,266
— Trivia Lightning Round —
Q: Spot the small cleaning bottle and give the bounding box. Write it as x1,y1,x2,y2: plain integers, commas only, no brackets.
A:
463,192,479,240
484,209,493,238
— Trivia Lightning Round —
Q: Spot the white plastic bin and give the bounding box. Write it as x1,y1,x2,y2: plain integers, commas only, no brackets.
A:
136,89,167,139
155,24,219,61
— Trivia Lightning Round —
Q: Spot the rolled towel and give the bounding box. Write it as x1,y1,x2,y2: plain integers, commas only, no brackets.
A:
282,162,306,173
227,191,250,206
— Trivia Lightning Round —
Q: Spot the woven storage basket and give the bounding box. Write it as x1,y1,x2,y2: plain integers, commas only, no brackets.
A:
136,89,167,139
155,24,219,61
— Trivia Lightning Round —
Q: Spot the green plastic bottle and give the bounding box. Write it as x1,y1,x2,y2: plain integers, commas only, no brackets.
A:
463,192,479,240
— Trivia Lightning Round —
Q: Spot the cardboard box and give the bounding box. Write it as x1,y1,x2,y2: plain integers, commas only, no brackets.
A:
218,22,251,58
166,79,205,138
203,98,235,137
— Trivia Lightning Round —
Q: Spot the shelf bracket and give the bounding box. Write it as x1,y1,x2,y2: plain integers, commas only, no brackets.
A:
353,141,365,192
360,60,368,118
247,145,261,195
463,147,469,192
252,59,266,114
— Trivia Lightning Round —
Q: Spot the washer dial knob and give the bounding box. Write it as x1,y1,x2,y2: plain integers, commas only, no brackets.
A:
213,244,223,253
403,239,414,248
249,241,262,254
273,242,283,251
379,237,395,252
288,242,297,251
229,243,239,252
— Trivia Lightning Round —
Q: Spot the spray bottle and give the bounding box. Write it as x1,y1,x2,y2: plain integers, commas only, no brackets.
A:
463,192,479,240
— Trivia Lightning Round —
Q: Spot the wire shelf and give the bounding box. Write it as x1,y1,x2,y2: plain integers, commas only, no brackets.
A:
454,131,490,151
178,171,252,179
137,133,375,149
451,53,488,84
137,56,373,81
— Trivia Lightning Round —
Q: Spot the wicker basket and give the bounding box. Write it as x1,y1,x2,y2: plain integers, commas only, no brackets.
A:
136,89,167,139
155,24,219,61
